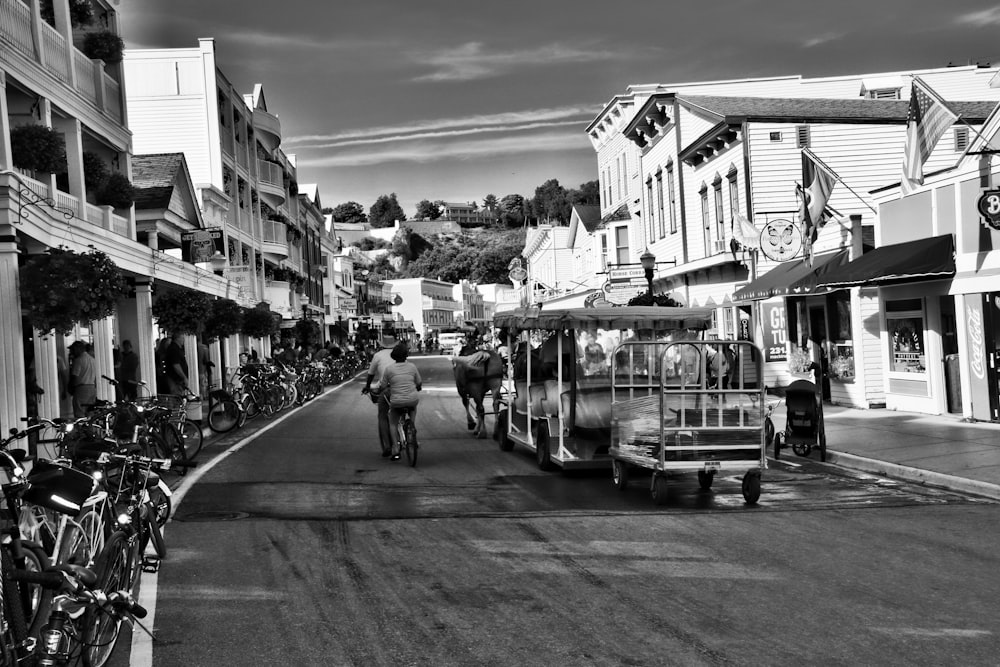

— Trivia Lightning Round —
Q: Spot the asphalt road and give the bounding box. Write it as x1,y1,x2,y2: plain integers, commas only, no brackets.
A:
124,357,1000,666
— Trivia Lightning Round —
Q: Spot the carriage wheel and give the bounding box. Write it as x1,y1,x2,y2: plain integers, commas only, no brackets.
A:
650,474,669,505
792,442,812,457
697,470,714,490
612,459,629,491
773,432,784,460
497,412,514,452
765,419,777,460
535,429,555,471
742,471,761,505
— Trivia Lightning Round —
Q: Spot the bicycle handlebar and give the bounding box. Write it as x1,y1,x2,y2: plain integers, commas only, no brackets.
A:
11,569,148,618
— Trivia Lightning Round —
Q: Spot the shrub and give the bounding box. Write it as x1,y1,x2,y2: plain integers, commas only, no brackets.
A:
203,298,244,341
242,304,279,338
83,30,125,64
153,289,213,336
10,124,67,174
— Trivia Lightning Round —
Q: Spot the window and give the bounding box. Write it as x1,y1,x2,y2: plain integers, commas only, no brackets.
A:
954,127,969,152
886,299,925,374
615,226,629,265
867,88,900,100
796,125,810,149
666,164,677,234
713,177,725,243
700,186,710,255
646,177,655,244
656,170,666,238
601,234,609,271
769,132,782,142
728,171,739,219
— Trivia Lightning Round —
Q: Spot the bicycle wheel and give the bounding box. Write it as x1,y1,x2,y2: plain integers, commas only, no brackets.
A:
282,382,297,409
240,394,258,422
208,398,241,434
404,419,418,467
152,428,188,471
177,419,204,460
82,531,131,667
144,504,166,559
19,543,52,638
147,481,172,528
0,545,29,666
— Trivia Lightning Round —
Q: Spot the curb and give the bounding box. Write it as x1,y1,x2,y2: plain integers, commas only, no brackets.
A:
827,450,1000,502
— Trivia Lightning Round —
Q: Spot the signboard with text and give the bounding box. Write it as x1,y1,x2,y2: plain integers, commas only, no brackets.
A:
181,228,224,263
224,265,256,307
760,300,788,362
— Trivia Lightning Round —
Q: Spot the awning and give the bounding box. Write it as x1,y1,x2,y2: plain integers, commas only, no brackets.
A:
733,249,851,301
816,235,954,289
494,306,714,332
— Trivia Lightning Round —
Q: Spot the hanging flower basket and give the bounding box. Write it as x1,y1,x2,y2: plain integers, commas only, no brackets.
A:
83,30,125,64
95,172,135,209
293,319,321,349
203,298,244,341
242,303,279,338
10,124,67,174
20,247,127,335
153,289,213,336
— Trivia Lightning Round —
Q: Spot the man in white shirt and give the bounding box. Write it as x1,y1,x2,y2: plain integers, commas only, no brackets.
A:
361,335,400,458
69,341,97,417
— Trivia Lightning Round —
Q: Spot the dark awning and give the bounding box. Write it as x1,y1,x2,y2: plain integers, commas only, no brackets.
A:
815,235,954,289
733,249,851,301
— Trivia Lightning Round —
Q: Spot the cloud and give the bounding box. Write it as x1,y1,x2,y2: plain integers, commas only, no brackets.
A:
955,7,1000,26
291,120,586,151
409,41,619,82
283,104,597,145
801,32,844,48
296,130,591,168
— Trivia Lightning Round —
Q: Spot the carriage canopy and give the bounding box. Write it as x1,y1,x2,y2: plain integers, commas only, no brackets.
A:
493,306,714,333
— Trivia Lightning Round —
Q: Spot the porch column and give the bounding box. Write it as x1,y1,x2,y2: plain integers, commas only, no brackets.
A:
134,280,155,395
209,339,222,392
52,116,83,206
0,72,12,169
0,235,26,430
183,334,199,397
33,331,60,419
91,316,115,402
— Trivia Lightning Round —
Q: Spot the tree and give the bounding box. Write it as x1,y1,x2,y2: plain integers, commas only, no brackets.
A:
569,180,600,206
498,194,526,228
530,179,570,224
329,201,367,224
414,199,443,221
369,193,406,228
482,194,499,224
405,229,525,284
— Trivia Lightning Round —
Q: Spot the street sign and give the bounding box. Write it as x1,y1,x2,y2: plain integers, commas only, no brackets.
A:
608,267,646,281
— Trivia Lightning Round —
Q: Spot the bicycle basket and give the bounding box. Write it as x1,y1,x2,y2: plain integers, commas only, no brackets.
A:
22,460,96,516
109,402,142,439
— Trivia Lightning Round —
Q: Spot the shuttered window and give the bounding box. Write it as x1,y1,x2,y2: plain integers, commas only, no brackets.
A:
796,125,810,149
954,127,969,152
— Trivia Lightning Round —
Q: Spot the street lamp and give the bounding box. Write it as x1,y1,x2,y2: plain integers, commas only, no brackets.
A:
640,248,656,297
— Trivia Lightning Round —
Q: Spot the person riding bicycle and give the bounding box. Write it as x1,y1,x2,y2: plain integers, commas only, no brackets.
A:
376,342,422,461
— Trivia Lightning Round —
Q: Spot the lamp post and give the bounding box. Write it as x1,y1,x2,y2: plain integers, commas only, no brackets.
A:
640,248,656,298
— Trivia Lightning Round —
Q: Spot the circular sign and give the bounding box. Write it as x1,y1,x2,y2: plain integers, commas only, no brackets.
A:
393,294,403,306
977,189,1000,231
759,219,802,262
508,267,527,282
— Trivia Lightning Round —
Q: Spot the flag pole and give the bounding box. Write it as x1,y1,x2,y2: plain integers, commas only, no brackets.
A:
802,148,877,214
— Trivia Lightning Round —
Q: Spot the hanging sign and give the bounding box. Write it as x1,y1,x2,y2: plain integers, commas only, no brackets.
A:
181,228,224,263
759,219,801,262
976,189,1000,231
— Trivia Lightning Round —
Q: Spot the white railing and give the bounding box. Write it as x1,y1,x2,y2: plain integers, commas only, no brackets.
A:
262,220,286,245
103,74,122,123
0,0,33,53
40,21,69,83
83,201,104,226
73,50,97,104
54,190,82,218
109,212,129,237
257,160,283,188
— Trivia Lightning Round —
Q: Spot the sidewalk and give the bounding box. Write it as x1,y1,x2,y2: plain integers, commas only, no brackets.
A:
788,404,1000,501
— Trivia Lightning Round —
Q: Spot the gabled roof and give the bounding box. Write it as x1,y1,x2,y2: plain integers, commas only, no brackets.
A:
567,204,602,247
132,153,185,210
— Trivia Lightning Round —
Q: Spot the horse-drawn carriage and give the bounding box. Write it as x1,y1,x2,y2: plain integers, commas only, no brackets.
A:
490,306,717,471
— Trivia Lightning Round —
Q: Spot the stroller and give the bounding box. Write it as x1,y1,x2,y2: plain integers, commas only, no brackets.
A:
773,379,827,462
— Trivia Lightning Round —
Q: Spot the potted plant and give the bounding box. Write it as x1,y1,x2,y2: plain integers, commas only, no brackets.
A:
242,303,279,338
41,0,94,27
96,172,135,209
83,30,125,64
152,289,213,336
203,298,244,341
10,124,67,174
20,247,128,335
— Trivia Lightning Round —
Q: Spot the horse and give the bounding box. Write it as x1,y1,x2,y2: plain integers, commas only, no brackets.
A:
452,349,505,438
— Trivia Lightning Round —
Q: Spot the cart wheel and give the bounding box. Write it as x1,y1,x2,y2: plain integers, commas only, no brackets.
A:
650,474,669,505
773,432,783,460
742,471,761,505
535,429,555,471
497,412,514,452
792,443,811,457
612,459,629,491
697,470,714,490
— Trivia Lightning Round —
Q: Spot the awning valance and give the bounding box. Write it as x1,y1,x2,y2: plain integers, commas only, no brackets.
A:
816,235,954,289
494,306,714,332
733,249,851,301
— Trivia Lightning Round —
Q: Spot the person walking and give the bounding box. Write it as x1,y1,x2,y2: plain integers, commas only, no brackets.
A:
164,333,189,395
69,340,96,417
361,335,398,458
376,342,422,461
119,339,140,401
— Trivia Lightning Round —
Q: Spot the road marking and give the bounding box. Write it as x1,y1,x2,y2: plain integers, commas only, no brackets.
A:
871,627,992,638
130,383,350,666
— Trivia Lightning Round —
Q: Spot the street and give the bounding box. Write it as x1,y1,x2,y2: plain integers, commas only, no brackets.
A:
136,357,1000,666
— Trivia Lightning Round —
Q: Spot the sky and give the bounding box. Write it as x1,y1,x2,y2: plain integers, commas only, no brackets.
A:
119,0,1000,217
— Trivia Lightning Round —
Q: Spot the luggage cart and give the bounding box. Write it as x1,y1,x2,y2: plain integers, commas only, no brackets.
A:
773,379,826,462
609,339,767,505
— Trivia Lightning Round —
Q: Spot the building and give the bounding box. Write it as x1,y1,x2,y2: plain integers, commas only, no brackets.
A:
384,277,463,339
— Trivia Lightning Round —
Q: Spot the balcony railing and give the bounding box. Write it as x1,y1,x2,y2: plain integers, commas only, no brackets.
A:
1,0,125,125
8,172,132,238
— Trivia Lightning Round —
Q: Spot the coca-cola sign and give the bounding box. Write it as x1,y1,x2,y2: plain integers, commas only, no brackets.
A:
967,304,986,381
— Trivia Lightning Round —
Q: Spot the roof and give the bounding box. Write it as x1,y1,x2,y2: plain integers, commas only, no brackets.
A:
572,205,602,233
815,235,954,289
132,153,184,210
676,95,996,124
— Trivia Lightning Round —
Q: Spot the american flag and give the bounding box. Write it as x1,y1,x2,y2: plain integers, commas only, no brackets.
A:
901,78,958,194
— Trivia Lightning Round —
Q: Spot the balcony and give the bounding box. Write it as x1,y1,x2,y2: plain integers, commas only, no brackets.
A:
253,108,281,152
261,219,289,260
0,0,124,125
257,160,285,205
265,280,292,319
11,172,132,238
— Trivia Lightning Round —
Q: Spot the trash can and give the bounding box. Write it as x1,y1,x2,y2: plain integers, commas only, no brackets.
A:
944,354,962,414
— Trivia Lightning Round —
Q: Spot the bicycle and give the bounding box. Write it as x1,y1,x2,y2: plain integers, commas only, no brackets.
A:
393,406,418,467
205,384,242,434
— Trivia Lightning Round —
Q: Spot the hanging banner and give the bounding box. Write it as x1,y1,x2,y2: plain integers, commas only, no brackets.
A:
181,228,224,263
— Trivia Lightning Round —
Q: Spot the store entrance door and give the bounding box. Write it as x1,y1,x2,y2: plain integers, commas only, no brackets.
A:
940,296,962,413
808,305,830,401
988,293,1000,421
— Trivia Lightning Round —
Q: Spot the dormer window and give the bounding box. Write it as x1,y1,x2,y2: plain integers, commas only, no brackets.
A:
867,88,901,100
860,76,903,100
